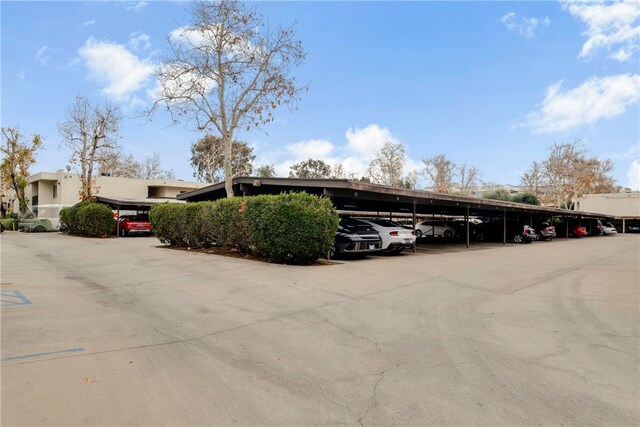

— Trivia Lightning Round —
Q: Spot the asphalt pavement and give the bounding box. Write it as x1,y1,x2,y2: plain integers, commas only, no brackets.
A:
1,231,638,426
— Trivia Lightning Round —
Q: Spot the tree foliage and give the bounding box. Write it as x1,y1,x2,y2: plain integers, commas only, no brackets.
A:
98,150,176,180
511,192,540,205
149,0,306,197
367,141,418,188
0,127,43,216
255,164,276,178
482,188,512,201
59,96,121,201
191,135,255,182
289,158,332,179
520,140,616,208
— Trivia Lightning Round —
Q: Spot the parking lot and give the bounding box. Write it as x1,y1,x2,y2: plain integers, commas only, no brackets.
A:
1,232,639,426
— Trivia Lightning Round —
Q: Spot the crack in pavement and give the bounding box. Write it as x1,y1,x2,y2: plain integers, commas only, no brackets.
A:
356,363,401,426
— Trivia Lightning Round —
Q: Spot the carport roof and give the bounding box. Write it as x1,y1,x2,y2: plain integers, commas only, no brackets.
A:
96,196,185,210
177,177,613,220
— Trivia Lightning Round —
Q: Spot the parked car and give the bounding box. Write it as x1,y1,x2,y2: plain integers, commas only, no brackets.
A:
116,214,152,236
626,224,640,233
475,221,534,243
536,222,557,241
358,219,415,253
415,220,457,239
601,222,618,235
569,225,588,238
589,219,603,236
448,219,480,241
331,217,382,257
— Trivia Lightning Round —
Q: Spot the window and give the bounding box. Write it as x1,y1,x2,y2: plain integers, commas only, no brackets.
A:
53,184,57,199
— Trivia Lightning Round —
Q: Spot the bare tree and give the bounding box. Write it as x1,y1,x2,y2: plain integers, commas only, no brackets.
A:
142,153,177,180
98,148,142,178
191,135,254,182
367,141,417,188
1,127,43,216
457,162,480,194
289,158,332,179
521,140,616,207
423,154,455,193
149,0,306,197
59,96,121,200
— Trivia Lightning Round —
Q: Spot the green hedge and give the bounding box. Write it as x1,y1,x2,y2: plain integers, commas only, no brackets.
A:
149,192,339,264
60,202,115,237
2,218,19,231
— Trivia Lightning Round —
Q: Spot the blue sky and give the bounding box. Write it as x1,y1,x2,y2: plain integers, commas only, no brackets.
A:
2,0,639,189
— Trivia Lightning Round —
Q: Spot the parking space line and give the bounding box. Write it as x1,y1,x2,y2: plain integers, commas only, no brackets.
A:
0,290,32,306
1,347,85,362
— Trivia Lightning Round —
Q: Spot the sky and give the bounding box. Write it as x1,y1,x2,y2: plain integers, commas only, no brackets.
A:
2,0,639,190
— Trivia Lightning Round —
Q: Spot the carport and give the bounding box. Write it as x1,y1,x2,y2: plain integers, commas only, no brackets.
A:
177,177,613,248
95,196,184,237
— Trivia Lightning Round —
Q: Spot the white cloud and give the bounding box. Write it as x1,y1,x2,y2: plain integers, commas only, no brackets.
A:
16,71,26,79
82,20,96,27
129,32,151,52
609,143,640,161
627,159,640,190
35,46,51,65
563,0,640,61
525,74,640,133
78,37,154,101
501,12,550,38
127,1,148,12
268,124,423,181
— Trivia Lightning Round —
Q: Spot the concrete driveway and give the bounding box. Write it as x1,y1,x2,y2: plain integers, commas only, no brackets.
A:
1,232,638,426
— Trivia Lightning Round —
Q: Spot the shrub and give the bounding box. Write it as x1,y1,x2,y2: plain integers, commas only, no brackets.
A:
1,218,19,231
511,193,540,205
246,192,338,264
77,203,115,237
150,203,186,246
207,197,252,252
60,201,93,234
482,189,512,201
150,193,339,264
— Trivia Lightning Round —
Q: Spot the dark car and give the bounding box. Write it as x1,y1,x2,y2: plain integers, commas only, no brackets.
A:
475,221,534,243
331,217,382,257
116,214,152,236
626,224,640,233
536,222,557,241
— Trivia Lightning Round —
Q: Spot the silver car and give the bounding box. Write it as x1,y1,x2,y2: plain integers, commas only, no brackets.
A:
358,219,416,253
602,222,618,235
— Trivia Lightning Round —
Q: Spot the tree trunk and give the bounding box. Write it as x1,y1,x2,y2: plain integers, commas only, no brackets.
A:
223,133,234,197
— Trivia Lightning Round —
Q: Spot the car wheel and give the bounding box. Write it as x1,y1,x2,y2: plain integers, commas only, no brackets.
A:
513,234,523,243
120,227,127,237
443,229,453,238
415,229,423,239
329,245,336,259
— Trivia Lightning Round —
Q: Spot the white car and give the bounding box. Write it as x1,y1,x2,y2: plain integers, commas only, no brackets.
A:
357,219,416,253
602,222,618,235
415,220,457,239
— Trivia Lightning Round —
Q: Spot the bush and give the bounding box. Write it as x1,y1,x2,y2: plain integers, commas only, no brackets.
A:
511,193,540,205
149,192,339,264
482,189,512,201
246,192,338,264
2,218,19,231
61,201,114,237
77,203,115,237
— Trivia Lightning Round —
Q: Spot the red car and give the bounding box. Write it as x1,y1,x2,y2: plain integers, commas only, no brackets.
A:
569,225,588,238
116,214,152,237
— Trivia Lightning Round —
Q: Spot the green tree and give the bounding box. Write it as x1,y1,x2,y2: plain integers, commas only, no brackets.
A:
190,135,255,182
482,188,512,201
149,0,306,197
255,164,276,178
511,192,540,205
1,127,43,216
289,158,332,179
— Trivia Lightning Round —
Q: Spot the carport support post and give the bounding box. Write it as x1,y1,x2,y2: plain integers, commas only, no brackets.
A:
466,205,470,249
503,209,506,245
412,201,417,253
116,206,120,237
566,217,569,239
623,218,626,234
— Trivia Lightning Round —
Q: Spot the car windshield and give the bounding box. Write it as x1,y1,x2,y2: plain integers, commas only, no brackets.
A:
340,218,374,232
